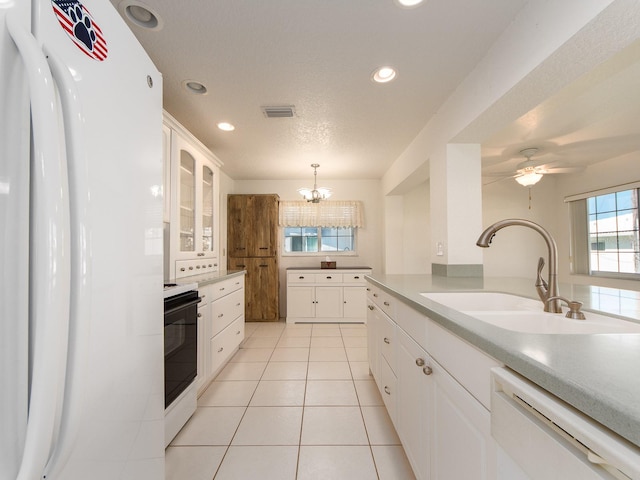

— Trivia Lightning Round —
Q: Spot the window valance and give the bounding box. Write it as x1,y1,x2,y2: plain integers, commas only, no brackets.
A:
279,200,364,228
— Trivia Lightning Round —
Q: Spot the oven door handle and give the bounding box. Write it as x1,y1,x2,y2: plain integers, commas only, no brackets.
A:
164,296,202,316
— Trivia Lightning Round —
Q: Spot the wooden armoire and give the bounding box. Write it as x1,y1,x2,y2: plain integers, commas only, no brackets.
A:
227,194,279,322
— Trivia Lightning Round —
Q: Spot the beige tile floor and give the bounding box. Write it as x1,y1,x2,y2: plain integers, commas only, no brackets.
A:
166,322,416,480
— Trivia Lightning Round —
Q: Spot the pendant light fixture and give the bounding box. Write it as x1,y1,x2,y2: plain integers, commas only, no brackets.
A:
298,164,332,203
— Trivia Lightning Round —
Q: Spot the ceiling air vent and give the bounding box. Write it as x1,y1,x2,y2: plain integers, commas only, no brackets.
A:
261,105,296,118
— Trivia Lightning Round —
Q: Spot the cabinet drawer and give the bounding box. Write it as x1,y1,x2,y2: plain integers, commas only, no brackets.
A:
380,314,396,372
314,273,343,283
379,356,397,426
211,289,244,337
371,288,396,319
175,258,219,279
210,316,244,376
287,272,316,284
343,272,369,284
211,276,244,301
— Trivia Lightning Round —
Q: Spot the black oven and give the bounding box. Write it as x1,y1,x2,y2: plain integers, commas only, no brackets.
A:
164,289,201,408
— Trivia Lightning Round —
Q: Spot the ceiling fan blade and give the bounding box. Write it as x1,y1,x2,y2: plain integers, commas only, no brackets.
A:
541,166,585,174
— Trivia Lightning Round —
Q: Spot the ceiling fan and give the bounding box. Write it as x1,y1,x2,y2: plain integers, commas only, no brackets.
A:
490,147,584,187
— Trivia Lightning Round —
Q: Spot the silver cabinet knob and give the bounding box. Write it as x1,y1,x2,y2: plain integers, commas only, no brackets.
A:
423,366,433,376
415,358,425,367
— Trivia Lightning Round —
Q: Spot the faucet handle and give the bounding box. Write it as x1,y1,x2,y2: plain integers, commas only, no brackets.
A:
545,296,586,320
535,257,548,289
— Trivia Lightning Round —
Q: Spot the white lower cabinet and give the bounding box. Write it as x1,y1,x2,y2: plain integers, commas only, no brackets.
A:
286,269,371,323
397,329,431,480
430,354,496,480
196,275,245,395
369,281,499,480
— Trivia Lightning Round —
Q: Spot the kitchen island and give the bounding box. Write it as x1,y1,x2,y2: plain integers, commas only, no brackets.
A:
366,273,640,449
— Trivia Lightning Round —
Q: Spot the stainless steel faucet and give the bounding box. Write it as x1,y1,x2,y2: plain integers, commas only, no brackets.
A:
476,219,562,313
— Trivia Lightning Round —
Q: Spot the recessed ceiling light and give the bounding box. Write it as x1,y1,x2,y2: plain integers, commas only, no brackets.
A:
119,1,163,30
372,66,397,83
217,122,235,132
182,80,208,95
395,0,425,8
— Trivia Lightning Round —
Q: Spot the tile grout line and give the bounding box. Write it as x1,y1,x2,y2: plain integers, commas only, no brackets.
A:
212,323,284,479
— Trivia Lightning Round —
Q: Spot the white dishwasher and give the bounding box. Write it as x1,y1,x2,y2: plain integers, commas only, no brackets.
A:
491,367,640,480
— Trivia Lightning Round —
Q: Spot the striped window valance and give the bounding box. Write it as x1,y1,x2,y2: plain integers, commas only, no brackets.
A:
279,201,364,228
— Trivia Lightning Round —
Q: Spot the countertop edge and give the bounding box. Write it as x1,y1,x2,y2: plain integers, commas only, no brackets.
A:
365,273,640,449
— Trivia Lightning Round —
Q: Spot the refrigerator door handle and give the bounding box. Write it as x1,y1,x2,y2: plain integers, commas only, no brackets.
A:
6,12,72,480
42,46,92,479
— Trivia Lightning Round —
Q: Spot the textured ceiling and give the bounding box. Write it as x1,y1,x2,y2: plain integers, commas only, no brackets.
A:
110,0,640,184
481,38,640,182
110,0,527,180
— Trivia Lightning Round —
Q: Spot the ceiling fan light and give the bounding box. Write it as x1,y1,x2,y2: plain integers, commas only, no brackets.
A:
515,172,543,187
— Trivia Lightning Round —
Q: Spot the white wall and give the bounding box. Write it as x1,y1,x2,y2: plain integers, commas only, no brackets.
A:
228,178,383,317
480,177,559,280
401,182,431,274
555,152,640,290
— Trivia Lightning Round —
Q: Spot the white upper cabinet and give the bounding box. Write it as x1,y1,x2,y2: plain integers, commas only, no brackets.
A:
164,113,222,279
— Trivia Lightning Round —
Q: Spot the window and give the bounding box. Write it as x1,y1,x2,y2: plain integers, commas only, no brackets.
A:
279,201,363,255
284,227,355,253
587,189,639,274
567,185,640,278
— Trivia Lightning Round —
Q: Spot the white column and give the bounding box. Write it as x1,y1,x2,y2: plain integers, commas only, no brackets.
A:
430,143,483,276
384,195,404,274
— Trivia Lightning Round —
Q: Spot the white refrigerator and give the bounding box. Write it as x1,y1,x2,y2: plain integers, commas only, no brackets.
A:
1,0,164,479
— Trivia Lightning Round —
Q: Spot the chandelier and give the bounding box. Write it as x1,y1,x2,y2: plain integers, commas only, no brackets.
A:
298,163,332,203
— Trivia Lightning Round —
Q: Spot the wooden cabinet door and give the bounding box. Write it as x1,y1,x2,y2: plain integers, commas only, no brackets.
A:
229,257,279,321
228,194,278,257
251,195,278,256
227,195,249,257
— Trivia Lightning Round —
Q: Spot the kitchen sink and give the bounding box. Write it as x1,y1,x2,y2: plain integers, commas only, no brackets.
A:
421,292,640,334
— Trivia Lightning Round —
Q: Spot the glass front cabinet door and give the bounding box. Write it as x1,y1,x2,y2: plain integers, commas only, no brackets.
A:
170,128,220,276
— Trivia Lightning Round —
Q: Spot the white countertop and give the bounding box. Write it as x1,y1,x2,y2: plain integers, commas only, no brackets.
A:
366,274,640,448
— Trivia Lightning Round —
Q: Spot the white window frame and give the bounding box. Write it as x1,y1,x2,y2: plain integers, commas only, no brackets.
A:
566,183,640,280
279,200,363,257
282,226,358,257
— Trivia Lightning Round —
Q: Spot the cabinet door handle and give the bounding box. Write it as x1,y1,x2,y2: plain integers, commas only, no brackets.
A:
299,276,305,279
373,293,378,297
188,266,194,270
326,276,332,279
197,312,202,318
384,386,391,395
237,264,246,268
218,313,224,318
197,253,205,257
218,347,224,353
366,287,371,291
220,287,225,291
368,305,374,310
196,265,201,269
354,276,360,279
236,303,241,307
237,247,246,250
259,264,268,267
383,337,390,344
423,366,433,376
259,247,268,250
383,301,390,306
180,267,186,271
236,330,241,335
415,358,425,367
